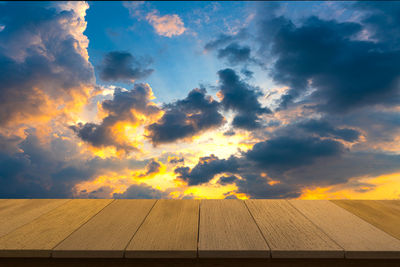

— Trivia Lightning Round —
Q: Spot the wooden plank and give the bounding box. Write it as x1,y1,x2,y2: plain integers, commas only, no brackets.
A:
198,199,269,258
0,199,70,238
0,199,112,257
53,199,156,258
290,200,400,259
245,200,343,258
331,200,400,241
125,199,199,258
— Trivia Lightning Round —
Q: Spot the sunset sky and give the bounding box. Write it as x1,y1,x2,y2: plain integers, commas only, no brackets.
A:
1,1,400,199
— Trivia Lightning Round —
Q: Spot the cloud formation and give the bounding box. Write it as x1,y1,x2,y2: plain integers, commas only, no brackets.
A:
146,11,186,37
147,88,225,144
71,83,160,152
257,4,400,112
217,43,252,65
297,119,360,142
245,136,344,171
217,69,271,129
0,2,94,127
99,51,153,82
175,154,239,185
204,30,248,51
114,183,169,199
137,158,162,178
1,2,400,200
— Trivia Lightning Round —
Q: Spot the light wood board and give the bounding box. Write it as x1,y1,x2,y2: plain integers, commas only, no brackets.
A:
125,199,199,258
53,199,156,258
0,199,70,238
290,200,400,259
331,200,400,241
246,200,343,258
199,199,269,258
0,199,112,257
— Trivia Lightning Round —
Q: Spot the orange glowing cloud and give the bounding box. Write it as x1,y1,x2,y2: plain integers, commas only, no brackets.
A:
146,11,186,37
299,172,400,200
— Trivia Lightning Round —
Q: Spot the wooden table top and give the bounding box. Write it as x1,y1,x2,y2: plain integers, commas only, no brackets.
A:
0,199,399,261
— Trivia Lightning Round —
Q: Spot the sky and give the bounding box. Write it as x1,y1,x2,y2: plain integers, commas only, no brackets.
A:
0,1,400,199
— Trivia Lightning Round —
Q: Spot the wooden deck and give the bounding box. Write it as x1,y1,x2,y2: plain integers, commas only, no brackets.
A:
0,199,400,266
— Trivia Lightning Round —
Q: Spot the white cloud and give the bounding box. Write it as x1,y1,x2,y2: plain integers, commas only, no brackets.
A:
123,1,146,18
123,2,187,38
55,1,90,61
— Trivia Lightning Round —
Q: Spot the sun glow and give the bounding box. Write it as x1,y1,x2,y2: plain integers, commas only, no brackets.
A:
300,172,400,199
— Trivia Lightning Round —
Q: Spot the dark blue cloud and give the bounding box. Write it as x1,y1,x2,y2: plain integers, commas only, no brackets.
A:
0,129,150,198
217,68,271,130
355,2,400,49
245,136,344,171
147,88,225,144
0,131,90,198
168,157,184,164
204,29,248,51
235,174,300,199
298,119,360,142
218,175,239,185
99,51,153,82
217,43,252,65
113,183,168,199
257,5,400,112
174,154,239,185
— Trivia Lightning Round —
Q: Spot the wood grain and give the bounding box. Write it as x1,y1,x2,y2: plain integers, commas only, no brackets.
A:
53,199,156,258
199,199,269,258
290,200,400,259
0,199,112,257
125,199,199,258
331,200,400,241
246,200,343,258
0,199,70,238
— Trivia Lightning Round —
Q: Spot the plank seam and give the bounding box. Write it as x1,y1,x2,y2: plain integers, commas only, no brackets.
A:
329,200,400,242
243,200,272,255
0,199,73,240
196,200,201,258
122,199,158,258
287,200,345,253
50,199,116,257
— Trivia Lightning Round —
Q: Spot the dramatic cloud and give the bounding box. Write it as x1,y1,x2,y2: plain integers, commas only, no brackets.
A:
0,130,93,198
219,175,239,185
217,69,271,129
1,2,400,200
356,2,400,49
0,2,94,127
297,119,361,142
245,136,344,171
217,43,252,65
71,83,160,152
146,11,186,37
181,132,400,198
113,183,169,199
99,51,153,82
137,158,162,178
147,88,225,144
257,4,400,112
204,29,248,51
168,156,184,164
175,154,239,185
204,31,257,65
